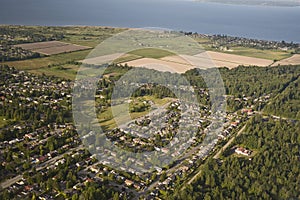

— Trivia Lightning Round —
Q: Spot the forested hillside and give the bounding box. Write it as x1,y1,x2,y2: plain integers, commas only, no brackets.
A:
173,116,300,199
264,76,300,119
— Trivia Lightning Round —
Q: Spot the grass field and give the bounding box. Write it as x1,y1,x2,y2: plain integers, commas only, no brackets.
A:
2,26,125,71
2,25,296,81
98,104,125,131
194,37,212,45
3,50,91,70
121,57,196,73
15,41,92,56
28,64,80,80
98,96,174,131
272,54,300,66
205,51,273,67
97,104,148,131
194,35,293,61
204,46,293,61
129,48,176,59
3,49,95,80
121,50,274,72
62,37,102,48
224,47,293,61
142,96,174,106
113,54,143,64
61,26,126,48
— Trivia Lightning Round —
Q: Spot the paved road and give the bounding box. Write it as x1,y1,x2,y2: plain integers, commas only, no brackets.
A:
36,145,84,171
0,145,84,190
0,175,23,190
179,124,247,189
184,111,295,188
139,107,221,196
141,137,215,195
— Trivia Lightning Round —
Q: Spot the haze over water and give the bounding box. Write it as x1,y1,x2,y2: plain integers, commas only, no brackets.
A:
1,0,300,42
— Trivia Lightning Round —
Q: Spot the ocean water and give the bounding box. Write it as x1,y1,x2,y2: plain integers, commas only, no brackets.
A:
1,0,300,42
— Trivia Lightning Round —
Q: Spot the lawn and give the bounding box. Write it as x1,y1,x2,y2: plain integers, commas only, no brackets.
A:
97,103,149,131
98,104,128,131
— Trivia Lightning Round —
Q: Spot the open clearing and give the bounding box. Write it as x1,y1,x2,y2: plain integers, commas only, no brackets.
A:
203,46,293,61
28,64,80,80
119,50,274,73
5,42,292,79
226,47,293,61
82,48,176,66
272,54,300,66
97,96,174,131
3,50,91,70
204,51,274,68
15,41,92,55
4,50,92,80
113,54,143,64
120,57,196,73
82,53,130,65
129,48,175,59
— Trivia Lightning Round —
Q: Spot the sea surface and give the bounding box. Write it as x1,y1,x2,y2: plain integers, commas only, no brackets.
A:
1,0,300,42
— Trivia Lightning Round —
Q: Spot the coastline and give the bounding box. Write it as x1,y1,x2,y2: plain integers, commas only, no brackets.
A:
194,0,300,7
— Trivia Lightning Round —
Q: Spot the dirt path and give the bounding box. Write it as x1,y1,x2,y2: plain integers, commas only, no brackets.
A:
213,124,246,159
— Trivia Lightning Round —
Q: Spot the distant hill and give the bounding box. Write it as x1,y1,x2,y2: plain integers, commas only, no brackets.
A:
196,0,300,7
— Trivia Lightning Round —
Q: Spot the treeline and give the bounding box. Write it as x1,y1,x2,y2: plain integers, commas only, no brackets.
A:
0,26,64,45
92,63,300,101
0,45,41,62
219,65,300,97
96,65,211,105
94,64,300,113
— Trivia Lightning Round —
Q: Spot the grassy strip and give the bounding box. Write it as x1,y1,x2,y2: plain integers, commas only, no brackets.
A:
204,46,293,61
129,48,176,59
2,50,91,70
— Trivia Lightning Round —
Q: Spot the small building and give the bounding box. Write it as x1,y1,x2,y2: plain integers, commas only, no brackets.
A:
235,147,252,156
134,183,142,190
242,108,253,115
125,179,134,187
90,166,99,173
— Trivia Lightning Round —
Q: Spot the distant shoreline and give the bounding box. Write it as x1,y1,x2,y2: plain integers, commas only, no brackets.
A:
195,0,300,7
0,24,299,45
1,1,300,43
